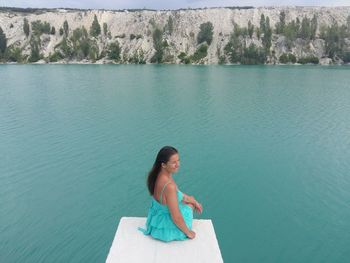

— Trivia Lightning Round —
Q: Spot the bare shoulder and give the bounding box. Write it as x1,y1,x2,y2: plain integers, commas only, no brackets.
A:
156,176,175,188
165,182,177,192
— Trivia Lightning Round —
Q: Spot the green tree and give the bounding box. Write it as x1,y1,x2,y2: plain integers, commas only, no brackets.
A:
256,27,261,40
59,28,64,36
69,26,97,60
167,16,174,35
151,28,163,63
28,36,41,62
63,20,69,36
31,20,51,36
279,53,289,63
90,14,101,37
342,52,350,63
241,43,266,65
0,27,7,55
197,22,214,45
298,56,319,64
296,17,301,35
5,47,23,62
300,16,311,39
23,18,30,37
310,15,317,39
320,22,346,59
48,51,64,62
279,53,296,63
128,49,146,64
58,37,73,58
224,30,243,63
232,22,241,37
275,11,286,34
260,14,266,33
108,42,121,61
284,20,299,48
51,26,56,35
191,43,208,62
262,16,272,52
248,20,254,38
177,52,191,64
103,22,108,36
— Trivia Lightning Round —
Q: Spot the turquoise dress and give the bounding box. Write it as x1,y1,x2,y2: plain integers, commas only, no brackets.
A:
138,182,193,242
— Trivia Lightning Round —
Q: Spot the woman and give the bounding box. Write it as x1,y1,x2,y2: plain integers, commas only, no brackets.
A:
138,146,203,242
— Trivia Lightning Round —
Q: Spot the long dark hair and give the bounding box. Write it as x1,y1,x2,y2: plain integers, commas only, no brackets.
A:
147,146,178,195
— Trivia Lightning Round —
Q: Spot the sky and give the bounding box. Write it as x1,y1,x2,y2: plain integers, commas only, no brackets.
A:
1,0,349,10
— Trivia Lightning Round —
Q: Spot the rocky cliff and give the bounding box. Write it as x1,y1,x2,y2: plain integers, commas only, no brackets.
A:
0,6,349,64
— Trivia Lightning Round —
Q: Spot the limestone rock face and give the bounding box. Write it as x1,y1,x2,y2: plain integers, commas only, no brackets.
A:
0,6,349,64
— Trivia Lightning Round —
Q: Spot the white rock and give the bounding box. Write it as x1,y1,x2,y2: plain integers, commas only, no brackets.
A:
0,7,349,64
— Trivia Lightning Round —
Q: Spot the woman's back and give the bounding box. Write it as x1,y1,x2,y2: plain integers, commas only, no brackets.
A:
153,176,175,205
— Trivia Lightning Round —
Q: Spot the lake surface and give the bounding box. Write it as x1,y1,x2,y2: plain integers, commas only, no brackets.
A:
1,64,350,262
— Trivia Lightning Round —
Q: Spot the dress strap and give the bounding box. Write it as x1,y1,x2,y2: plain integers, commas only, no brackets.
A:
160,181,172,205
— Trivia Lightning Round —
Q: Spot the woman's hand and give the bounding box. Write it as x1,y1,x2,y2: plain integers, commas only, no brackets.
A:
185,195,196,205
183,194,203,214
194,201,203,214
186,230,196,239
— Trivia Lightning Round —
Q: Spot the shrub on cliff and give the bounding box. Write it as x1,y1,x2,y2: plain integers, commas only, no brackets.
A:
90,15,101,37
197,22,214,45
178,52,191,64
279,53,296,64
241,43,266,65
88,44,99,61
320,22,348,59
128,49,146,64
63,20,69,36
48,51,64,62
103,22,108,36
224,30,243,63
284,20,299,48
299,16,317,40
55,37,73,59
108,42,121,61
4,47,23,62
297,56,319,64
164,16,174,35
23,18,30,37
262,16,272,53
248,20,254,38
31,20,51,36
151,28,163,63
28,36,41,62
191,43,208,62
275,11,286,34
0,27,7,56
69,26,98,60
342,52,350,63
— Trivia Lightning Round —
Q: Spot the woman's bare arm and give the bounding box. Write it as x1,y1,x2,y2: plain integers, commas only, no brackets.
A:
182,193,196,205
182,192,203,214
164,183,194,237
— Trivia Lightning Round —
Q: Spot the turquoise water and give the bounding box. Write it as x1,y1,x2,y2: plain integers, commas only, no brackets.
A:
1,65,350,262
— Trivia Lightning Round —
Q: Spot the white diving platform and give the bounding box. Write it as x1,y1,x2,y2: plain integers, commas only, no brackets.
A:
106,217,223,263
